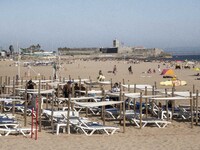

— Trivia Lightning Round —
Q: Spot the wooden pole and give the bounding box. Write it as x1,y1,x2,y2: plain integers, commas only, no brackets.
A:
165,89,169,121
38,79,42,132
110,78,113,90
127,81,130,110
46,82,49,109
193,85,196,111
12,77,15,115
57,84,60,110
151,86,155,117
79,77,81,97
67,94,71,134
24,81,28,126
190,92,193,128
0,76,2,94
119,82,122,125
0,76,2,113
171,86,175,117
51,92,54,134
5,76,7,94
145,86,148,118
122,79,125,92
21,77,23,87
154,81,157,89
139,92,142,129
196,90,198,125
134,84,136,93
102,89,105,125
123,93,126,133
8,76,10,94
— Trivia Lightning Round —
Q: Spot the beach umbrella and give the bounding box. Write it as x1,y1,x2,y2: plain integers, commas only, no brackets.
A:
160,69,175,78
194,68,200,71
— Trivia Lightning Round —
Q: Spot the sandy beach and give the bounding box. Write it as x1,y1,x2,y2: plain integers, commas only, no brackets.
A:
0,58,200,150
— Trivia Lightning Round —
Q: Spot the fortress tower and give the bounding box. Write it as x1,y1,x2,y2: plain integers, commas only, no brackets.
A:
113,39,120,48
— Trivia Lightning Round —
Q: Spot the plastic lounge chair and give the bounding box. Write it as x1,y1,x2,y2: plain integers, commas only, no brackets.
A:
4,103,36,117
0,118,17,124
131,117,171,128
74,119,120,136
55,116,89,135
0,127,36,137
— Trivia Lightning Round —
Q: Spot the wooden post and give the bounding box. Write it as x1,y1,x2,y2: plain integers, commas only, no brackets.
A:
152,86,155,95
78,77,81,97
8,76,10,94
110,78,113,90
46,82,49,109
127,81,130,110
57,84,60,110
0,76,2,94
102,89,105,125
123,93,126,133
171,86,175,117
51,92,54,133
89,78,92,91
122,79,125,92
154,81,157,89
71,83,74,111
145,87,148,118
139,92,142,129
119,82,122,125
196,90,199,125
165,89,169,121
38,79,42,132
21,77,23,87
193,85,196,111
12,77,15,115
5,76,7,94
67,94,71,134
0,76,2,113
190,92,193,128
24,81,28,126
151,86,155,117
134,84,136,93
133,84,136,117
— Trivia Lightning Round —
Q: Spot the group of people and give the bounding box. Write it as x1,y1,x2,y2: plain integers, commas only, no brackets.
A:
63,81,86,98
147,68,156,74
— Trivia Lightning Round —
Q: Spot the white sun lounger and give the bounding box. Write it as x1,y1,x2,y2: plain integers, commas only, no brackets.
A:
74,119,119,136
0,127,36,137
131,118,171,128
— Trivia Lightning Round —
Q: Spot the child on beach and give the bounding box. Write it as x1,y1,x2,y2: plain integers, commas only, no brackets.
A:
97,70,105,81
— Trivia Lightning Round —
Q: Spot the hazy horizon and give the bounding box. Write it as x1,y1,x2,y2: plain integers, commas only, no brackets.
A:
0,0,200,52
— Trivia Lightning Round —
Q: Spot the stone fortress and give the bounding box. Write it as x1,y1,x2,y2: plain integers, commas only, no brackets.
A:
58,40,171,59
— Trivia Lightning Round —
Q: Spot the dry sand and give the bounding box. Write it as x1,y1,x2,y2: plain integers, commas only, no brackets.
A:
0,58,200,150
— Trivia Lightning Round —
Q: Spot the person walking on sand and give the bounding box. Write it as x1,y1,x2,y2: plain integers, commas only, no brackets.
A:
113,65,117,75
128,66,133,74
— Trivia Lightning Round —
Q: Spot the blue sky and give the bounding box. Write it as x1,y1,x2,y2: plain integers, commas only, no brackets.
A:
0,0,200,51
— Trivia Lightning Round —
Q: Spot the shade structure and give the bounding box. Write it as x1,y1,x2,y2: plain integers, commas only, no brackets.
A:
73,101,123,107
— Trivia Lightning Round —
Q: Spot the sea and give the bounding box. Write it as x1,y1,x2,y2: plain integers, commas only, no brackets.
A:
171,55,200,61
